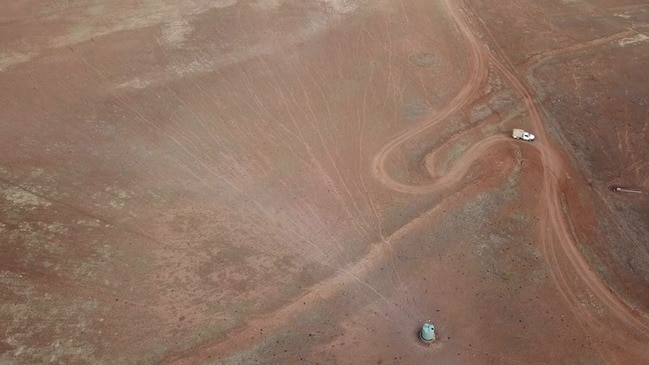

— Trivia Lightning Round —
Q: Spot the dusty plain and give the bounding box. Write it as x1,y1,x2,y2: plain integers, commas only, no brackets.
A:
1,0,648,364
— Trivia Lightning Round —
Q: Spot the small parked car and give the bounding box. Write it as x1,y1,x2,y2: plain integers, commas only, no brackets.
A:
512,128,535,141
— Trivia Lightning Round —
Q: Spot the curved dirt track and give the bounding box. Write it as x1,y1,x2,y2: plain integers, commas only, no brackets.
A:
165,1,649,363
372,0,649,362
3,0,648,363
162,1,649,363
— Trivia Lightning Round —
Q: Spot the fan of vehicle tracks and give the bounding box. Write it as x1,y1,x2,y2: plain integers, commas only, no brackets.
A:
161,1,649,363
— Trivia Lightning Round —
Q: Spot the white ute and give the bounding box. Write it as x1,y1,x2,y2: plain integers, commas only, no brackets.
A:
512,128,535,141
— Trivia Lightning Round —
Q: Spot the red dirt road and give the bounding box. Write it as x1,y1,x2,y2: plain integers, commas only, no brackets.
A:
1,0,648,364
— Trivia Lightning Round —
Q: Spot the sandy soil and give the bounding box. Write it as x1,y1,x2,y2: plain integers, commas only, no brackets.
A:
1,0,648,364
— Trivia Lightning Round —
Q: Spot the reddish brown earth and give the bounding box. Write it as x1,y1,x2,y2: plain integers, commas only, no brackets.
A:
1,0,648,364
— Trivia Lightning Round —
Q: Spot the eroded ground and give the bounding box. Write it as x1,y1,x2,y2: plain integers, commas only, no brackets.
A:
1,0,648,364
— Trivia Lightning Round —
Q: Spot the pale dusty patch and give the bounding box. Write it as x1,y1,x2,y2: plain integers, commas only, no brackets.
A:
48,0,237,49
168,10,329,77
210,0,238,9
253,0,359,13
619,34,649,47
76,219,101,228
614,13,632,19
30,168,45,178
162,19,194,48
0,53,33,72
105,187,130,209
87,2,106,16
109,201,125,209
318,0,359,13
118,0,366,86
50,24,96,48
252,0,282,10
117,78,151,89
3,187,51,208
42,222,68,235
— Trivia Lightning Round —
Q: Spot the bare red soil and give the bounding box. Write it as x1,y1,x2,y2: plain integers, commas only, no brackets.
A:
1,0,648,364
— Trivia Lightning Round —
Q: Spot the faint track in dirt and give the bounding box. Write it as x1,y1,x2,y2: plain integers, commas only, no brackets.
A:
371,1,488,195
161,192,453,365
520,29,637,70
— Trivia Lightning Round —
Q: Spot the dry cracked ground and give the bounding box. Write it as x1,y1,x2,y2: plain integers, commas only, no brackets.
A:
1,0,648,364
